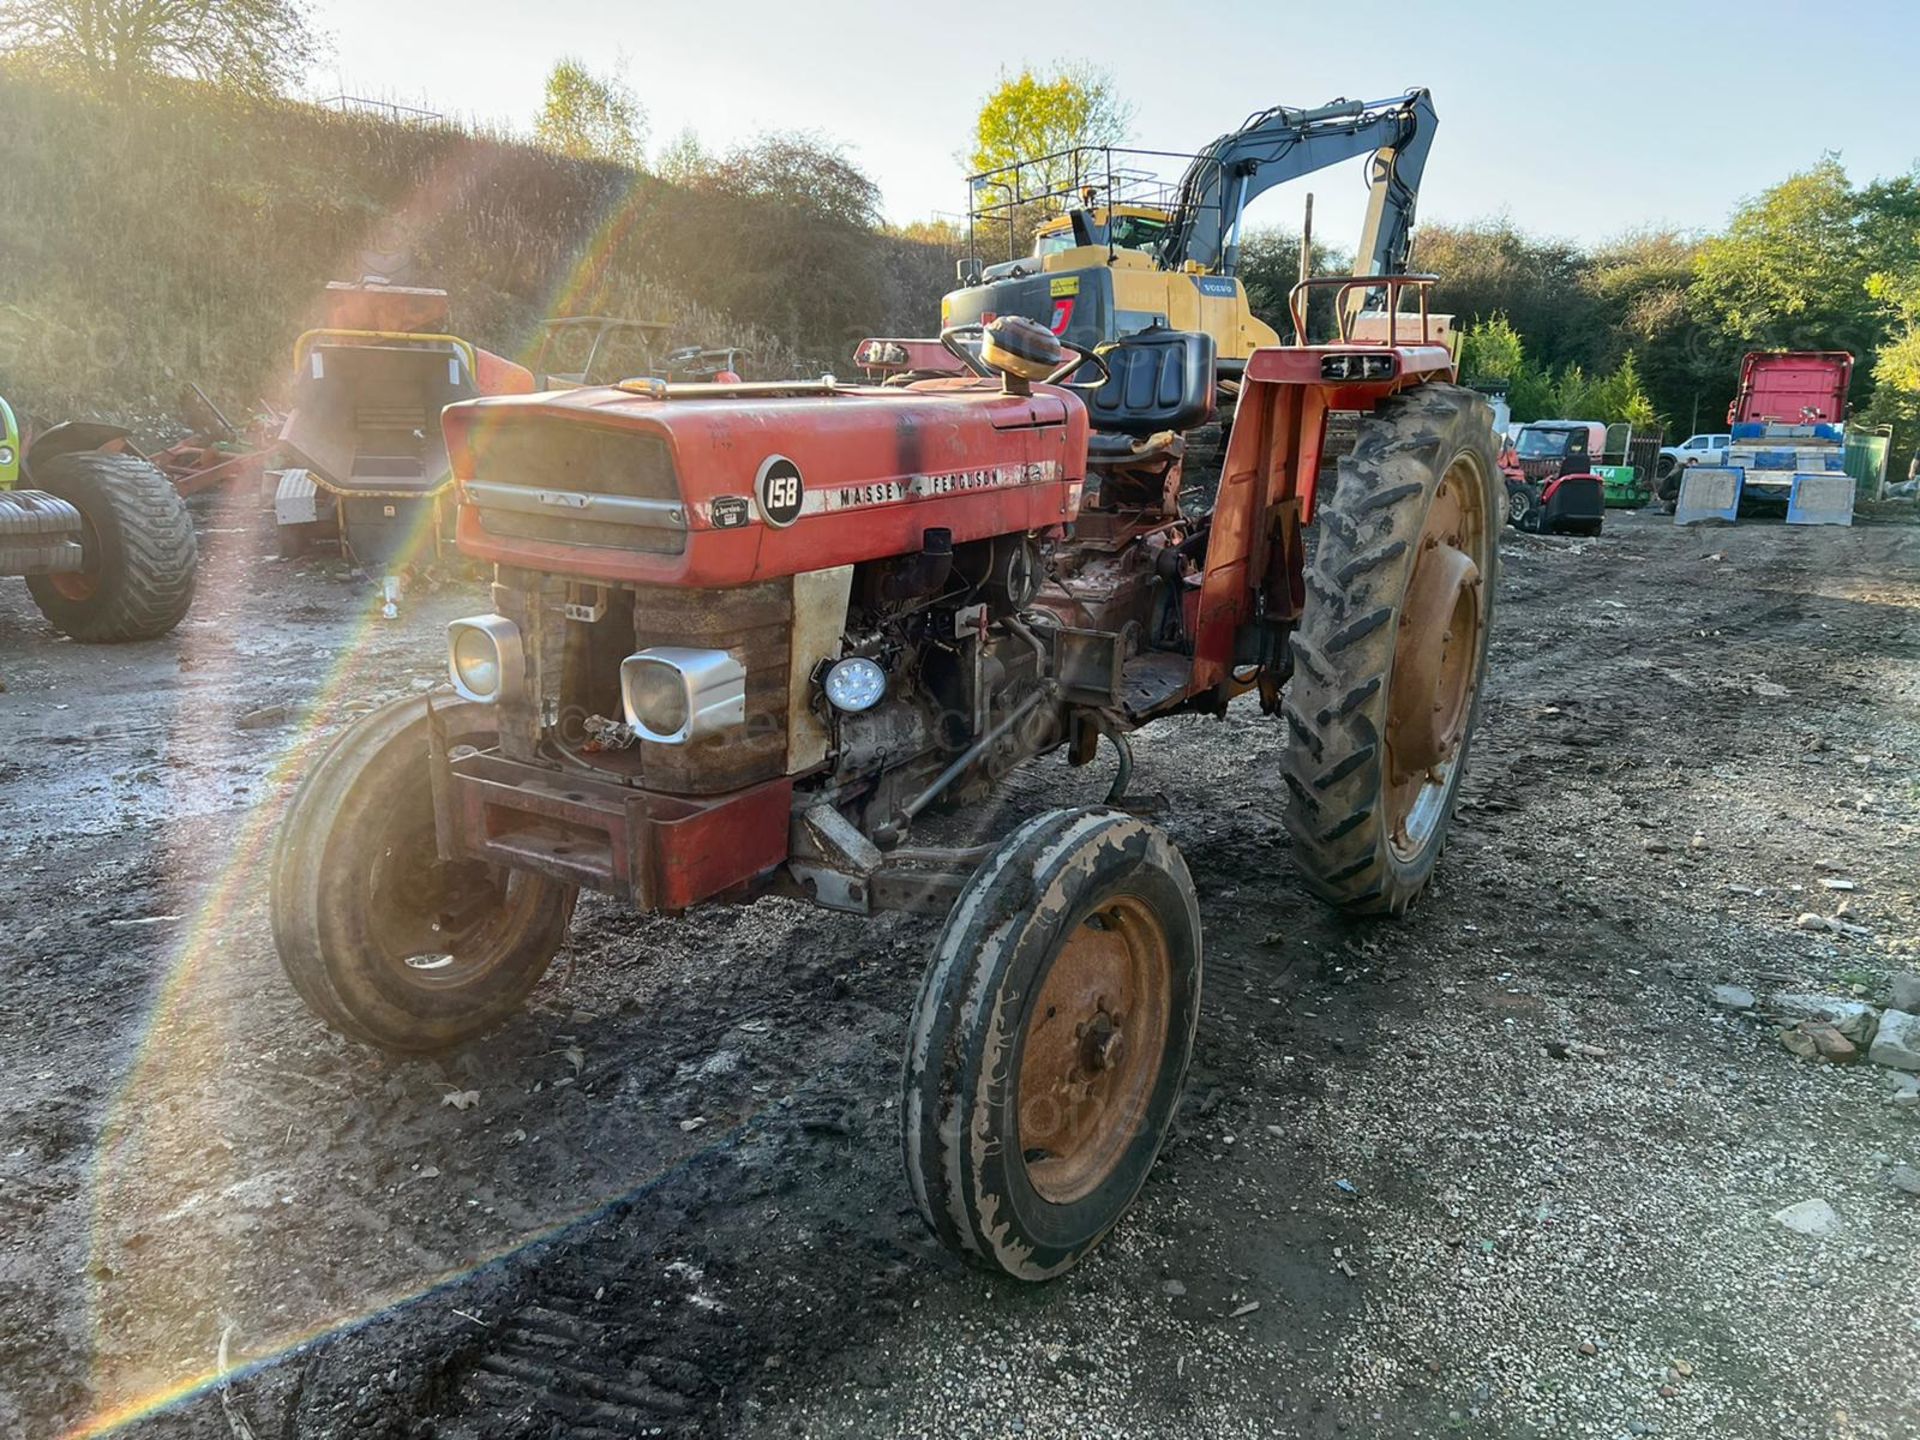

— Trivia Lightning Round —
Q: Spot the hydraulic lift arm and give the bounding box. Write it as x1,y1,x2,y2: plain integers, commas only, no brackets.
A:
1159,89,1438,284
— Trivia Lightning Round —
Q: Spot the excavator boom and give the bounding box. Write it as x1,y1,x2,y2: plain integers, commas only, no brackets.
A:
1160,90,1438,281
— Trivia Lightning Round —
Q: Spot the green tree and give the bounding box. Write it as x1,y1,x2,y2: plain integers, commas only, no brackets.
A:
654,127,710,185
1416,222,1602,374
0,0,319,96
1459,314,1654,427
534,58,645,166
968,62,1132,202
705,131,880,227
1234,226,1348,340
1690,158,1873,347
1459,314,1553,420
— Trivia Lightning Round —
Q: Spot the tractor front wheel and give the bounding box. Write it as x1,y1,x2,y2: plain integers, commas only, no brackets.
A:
24,451,196,641
902,808,1201,1280
1284,383,1499,915
271,695,577,1055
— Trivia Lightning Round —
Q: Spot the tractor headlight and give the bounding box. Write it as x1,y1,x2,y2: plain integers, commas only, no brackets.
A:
620,647,746,744
0,445,13,469
823,656,887,713
1321,352,1397,381
446,615,522,704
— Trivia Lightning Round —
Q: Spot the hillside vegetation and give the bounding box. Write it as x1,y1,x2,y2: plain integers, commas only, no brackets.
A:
0,71,951,426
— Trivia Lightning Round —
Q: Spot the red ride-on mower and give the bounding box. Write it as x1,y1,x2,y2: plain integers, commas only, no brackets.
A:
1508,472,1605,536
1502,420,1605,535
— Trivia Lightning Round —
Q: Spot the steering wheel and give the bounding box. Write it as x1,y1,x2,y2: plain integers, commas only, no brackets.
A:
1044,337,1110,391
937,324,996,377
938,324,1112,391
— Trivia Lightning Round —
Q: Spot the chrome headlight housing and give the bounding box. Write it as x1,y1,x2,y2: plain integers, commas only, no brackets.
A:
446,615,523,704
620,647,746,744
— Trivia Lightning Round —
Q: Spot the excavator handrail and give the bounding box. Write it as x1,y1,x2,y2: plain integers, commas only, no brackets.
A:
1288,273,1439,347
291,328,478,379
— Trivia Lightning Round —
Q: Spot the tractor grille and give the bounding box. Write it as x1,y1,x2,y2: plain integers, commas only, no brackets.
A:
464,417,686,553
535,578,794,795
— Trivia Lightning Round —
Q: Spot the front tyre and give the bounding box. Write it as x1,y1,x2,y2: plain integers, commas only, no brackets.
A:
24,451,196,641
270,695,577,1055
1505,480,1539,531
1284,383,1499,915
903,808,1202,1281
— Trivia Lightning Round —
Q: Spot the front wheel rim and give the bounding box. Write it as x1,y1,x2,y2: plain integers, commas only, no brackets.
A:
361,789,546,992
1016,895,1173,1205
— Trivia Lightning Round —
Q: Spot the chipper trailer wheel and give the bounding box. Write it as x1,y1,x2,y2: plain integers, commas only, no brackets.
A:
1283,384,1499,916
23,451,196,642
903,808,1202,1281
271,695,578,1055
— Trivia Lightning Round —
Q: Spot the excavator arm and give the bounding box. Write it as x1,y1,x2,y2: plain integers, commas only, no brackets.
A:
1159,89,1438,283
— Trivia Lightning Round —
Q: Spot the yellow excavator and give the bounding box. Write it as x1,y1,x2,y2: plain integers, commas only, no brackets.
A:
942,90,1441,390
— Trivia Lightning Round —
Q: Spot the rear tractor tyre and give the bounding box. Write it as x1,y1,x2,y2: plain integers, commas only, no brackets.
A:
23,451,196,642
903,808,1202,1280
270,695,578,1055
1284,383,1500,915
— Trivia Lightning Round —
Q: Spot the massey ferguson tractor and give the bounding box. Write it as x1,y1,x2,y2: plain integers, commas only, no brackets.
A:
273,88,1499,1281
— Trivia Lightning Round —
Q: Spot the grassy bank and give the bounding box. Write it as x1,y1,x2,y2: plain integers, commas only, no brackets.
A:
0,71,950,427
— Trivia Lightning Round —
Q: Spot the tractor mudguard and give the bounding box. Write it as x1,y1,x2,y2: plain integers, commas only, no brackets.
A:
24,420,134,479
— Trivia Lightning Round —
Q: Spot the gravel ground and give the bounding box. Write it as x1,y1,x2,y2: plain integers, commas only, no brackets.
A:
2,496,1918,1439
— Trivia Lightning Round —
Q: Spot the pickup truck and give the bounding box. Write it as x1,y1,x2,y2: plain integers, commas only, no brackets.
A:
1660,433,1731,468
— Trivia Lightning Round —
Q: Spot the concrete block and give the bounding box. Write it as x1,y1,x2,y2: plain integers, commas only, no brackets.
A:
1786,473,1854,526
274,467,320,527
1869,1010,1920,1071
1675,466,1743,525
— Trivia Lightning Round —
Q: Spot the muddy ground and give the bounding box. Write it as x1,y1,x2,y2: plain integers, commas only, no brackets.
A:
2,494,1918,1440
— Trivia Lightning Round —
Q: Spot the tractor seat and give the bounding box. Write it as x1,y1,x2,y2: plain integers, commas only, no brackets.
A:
1085,327,1215,440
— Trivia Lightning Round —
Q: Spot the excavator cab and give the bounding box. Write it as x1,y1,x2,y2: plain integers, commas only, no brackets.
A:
945,91,1441,400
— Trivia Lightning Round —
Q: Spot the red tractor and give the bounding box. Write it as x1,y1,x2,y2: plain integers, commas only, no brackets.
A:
273,102,1499,1281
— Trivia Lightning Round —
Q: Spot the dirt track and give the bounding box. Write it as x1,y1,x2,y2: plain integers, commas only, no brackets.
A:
3,496,1918,1440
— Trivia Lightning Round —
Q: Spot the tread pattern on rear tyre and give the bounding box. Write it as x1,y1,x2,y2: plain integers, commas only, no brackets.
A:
1282,383,1498,917
23,451,196,641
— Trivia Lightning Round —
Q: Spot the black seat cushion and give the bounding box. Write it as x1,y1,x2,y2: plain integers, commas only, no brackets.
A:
1085,328,1216,439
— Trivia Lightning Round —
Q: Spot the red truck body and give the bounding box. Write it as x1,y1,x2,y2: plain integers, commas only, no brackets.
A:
1728,351,1853,426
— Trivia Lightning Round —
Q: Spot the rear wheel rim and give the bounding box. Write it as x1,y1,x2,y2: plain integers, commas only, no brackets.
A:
1385,452,1492,861
1016,894,1173,1205
50,510,101,601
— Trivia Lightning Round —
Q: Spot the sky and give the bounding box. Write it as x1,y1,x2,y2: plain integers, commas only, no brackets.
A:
310,0,1920,252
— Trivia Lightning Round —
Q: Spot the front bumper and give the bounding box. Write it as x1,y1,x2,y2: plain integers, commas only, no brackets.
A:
437,745,792,911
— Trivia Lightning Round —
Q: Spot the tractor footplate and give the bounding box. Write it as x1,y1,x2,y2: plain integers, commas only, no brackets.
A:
443,749,791,910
